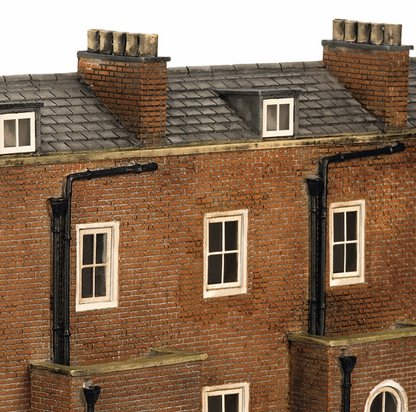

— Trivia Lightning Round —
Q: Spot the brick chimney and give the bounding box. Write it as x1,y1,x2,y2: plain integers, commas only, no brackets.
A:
322,20,414,132
77,30,170,147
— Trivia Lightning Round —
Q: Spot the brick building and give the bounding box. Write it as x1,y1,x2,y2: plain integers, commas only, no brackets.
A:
1,19,416,411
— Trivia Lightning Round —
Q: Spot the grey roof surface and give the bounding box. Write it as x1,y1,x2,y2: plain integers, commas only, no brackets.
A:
1,58,416,154
0,73,139,153
165,61,384,145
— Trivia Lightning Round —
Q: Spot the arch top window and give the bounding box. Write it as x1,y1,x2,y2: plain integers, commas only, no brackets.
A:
365,380,408,412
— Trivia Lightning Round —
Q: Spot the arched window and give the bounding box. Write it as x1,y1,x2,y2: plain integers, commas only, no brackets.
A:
365,380,408,412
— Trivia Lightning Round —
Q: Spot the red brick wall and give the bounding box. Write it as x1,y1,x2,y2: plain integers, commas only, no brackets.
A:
78,56,168,146
30,361,202,412
1,139,416,410
323,45,410,130
290,336,416,412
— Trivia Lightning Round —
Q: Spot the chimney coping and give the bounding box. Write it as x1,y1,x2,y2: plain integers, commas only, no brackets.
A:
77,51,171,64
322,39,414,52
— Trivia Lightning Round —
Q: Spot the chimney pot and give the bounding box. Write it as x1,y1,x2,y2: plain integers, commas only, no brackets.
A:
344,20,358,42
87,29,100,53
139,33,158,57
370,23,384,45
99,30,113,54
125,33,139,56
357,22,371,44
384,24,402,46
332,19,345,41
113,31,127,55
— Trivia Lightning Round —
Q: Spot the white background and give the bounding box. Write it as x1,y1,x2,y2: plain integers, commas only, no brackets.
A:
2,0,415,76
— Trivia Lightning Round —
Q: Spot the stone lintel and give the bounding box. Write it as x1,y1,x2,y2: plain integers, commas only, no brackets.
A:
30,348,208,377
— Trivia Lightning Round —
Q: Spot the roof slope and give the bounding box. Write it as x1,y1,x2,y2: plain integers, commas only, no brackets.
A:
165,61,383,145
1,58,416,154
0,73,139,153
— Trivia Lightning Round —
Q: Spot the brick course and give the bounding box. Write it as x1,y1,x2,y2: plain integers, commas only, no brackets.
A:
323,45,410,131
1,139,416,410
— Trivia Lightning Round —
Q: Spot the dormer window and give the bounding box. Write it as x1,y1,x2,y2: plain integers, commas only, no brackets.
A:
216,88,299,139
0,112,36,154
263,98,294,137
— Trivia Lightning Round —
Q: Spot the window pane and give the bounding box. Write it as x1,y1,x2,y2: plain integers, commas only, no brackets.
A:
81,268,93,298
384,392,397,412
333,244,345,273
225,394,239,412
370,393,383,412
346,211,357,241
82,234,94,265
333,212,344,242
18,118,31,147
279,103,290,131
4,119,16,147
224,253,238,283
267,104,278,131
96,233,107,264
346,243,357,272
225,220,238,251
95,266,107,297
208,255,222,284
209,222,223,253
208,395,222,412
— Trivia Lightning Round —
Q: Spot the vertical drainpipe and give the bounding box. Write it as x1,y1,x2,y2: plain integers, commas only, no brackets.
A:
58,162,158,366
49,197,67,364
309,143,405,336
306,178,323,335
340,356,357,412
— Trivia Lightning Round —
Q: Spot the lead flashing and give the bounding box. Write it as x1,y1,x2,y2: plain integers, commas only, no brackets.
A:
322,40,414,52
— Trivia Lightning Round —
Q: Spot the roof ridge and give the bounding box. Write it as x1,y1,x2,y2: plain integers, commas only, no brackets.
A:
167,60,325,76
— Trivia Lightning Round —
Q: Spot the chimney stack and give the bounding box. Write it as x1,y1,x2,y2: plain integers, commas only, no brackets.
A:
78,30,170,147
322,20,413,132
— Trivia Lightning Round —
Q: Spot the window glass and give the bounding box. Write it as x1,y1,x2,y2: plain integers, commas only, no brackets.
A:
208,395,222,412
266,104,278,132
330,201,364,286
279,103,290,131
225,393,239,412
18,118,31,146
204,210,247,298
76,222,119,311
1,112,35,154
4,119,16,147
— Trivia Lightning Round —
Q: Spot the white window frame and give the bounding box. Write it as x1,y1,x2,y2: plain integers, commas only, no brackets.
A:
204,210,248,298
202,382,249,412
0,112,36,154
76,221,119,312
262,98,294,138
364,380,408,412
329,200,365,287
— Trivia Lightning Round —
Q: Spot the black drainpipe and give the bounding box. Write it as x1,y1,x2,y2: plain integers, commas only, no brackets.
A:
306,178,323,336
308,143,405,336
51,162,158,365
49,198,67,364
340,356,357,412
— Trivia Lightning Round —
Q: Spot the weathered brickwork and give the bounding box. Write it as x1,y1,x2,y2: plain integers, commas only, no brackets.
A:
30,361,202,412
323,46,410,130
77,56,168,146
1,138,416,410
290,336,416,412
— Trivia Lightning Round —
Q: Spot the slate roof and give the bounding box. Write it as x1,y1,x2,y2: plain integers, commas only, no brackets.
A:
0,73,139,153
165,61,383,145
1,58,416,154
